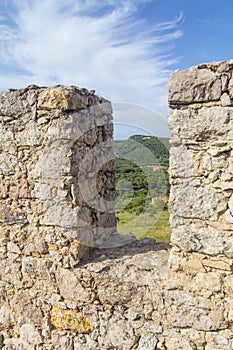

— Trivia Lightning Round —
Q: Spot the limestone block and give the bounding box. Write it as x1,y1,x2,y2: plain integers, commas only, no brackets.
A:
169,145,196,179
171,224,233,257
37,86,103,112
216,59,233,73
55,268,91,302
51,334,74,350
198,152,213,173
227,300,233,322
0,88,37,118
0,153,18,176
164,290,227,330
165,332,195,350
20,324,42,345
214,334,229,346
40,202,85,228
212,180,233,191
73,341,88,350
7,242,21,254
180,328,206,346
15,120,41,146
221,74,229,91
177,256,206,274
168,67,222,106
0,305,14,327
0,124,14,143
170,183,227,221
169,107,233,141
205,344,228,350
22,257,38,274
50,306,91,333
204,331,231,349
105,317,135,349
194,272,222,292
202,258,233,271
220,171,233,182
97,277,139,306
34,146,72,180
38,87,87,111
137,334,158,350
33,182,67,201
46,112,94,145
221,92,232,106
212,153,229,170
90,101,113,117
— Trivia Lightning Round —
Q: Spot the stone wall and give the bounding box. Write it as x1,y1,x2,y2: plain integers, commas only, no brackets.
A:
168,60,233,349
168,60,233,271
2,60,233,350
0,85,118,349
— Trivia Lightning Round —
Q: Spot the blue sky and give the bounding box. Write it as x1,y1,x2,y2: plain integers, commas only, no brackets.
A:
145,0,233,71
0,0,232,138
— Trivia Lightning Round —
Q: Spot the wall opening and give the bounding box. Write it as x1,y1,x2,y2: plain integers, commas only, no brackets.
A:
114,134,171,242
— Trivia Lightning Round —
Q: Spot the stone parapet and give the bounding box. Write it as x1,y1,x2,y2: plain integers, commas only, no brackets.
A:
167,60,233,348
169,59,233,108
0,85,115,261
169,61,233,266
2,61,233,349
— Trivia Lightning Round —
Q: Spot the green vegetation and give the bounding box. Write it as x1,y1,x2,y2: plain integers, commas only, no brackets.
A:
115,135,170,166
114,135,171,242
117,207,171,243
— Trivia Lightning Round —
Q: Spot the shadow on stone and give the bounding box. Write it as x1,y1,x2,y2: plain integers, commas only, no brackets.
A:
79,236,171,265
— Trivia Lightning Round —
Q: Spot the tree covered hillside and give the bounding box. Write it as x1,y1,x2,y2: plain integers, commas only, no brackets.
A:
114,135,170,167
114,135,170,213
114,135,171,241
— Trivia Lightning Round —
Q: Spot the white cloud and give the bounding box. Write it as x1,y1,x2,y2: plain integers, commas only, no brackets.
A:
0,0,183,120
113,103,170,139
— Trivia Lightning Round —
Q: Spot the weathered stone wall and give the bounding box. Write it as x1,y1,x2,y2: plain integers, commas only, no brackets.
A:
168,60,233,349
168,61,233,271
2,60,233,350
0,85,116,251
0,85,118,349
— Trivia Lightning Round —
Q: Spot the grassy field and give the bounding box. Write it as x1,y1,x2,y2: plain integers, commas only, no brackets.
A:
115,135,171,243
116,203,171,243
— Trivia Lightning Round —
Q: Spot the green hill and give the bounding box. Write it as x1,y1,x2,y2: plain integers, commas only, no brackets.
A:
114,135,170,166
114,135,171,242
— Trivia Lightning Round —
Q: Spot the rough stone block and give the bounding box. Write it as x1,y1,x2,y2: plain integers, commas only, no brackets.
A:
50,306,91,333
169,67,222,106
169,107,233,141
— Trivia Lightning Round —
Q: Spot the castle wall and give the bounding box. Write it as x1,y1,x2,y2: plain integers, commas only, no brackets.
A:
2,60,233,349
